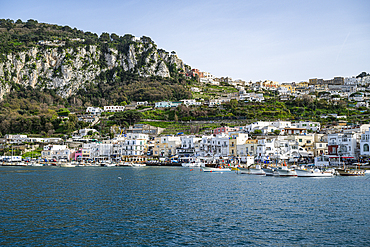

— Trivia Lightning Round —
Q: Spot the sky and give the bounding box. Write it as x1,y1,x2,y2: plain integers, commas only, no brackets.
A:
1,0,370,83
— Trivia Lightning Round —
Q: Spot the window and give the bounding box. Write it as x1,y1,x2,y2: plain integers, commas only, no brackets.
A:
299,139,302,142
364,144,369,152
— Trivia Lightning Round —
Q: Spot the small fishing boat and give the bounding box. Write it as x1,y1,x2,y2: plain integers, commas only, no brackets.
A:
336,168,365,176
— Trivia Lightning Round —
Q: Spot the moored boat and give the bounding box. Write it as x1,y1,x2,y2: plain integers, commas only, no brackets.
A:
104,163,117,167
60,163,76,167
296,167,334,177
248,165,266,175
181,157,205,167
336,168,365,176
262,166,277,176
238,165,266,175
131,163,146,167
276,165,297,177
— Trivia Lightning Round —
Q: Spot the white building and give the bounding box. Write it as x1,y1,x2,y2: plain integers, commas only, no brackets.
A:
292,121,321,132
41,145,71,161
86,107,103,115
327,133,358,159
245,121,291,134
83,143,113,160
78,128,99,137
104,106,125,112
177,135,202,157
113,133,149,157
208,99,222,107
4,134,28,144
239,93,264,102
360,129,370,156
180,99,202,106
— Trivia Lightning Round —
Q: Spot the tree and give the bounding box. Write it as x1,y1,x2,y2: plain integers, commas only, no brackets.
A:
274,129,281,135
57,108,70,116
110,110,142,126
253,129,262,135
111,33,119,41
99,32,110,42
25,19,38,29
356,72,369,78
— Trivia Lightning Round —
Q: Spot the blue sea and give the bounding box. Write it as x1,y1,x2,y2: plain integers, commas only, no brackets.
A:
0,166,369,246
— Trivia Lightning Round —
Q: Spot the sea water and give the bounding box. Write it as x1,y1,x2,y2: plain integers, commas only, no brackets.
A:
0,166,369,246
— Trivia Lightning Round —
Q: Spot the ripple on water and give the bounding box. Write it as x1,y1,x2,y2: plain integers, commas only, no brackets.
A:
0,166,369,246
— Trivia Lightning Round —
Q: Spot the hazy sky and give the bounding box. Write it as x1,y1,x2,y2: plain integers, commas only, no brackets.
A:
2,0,369,82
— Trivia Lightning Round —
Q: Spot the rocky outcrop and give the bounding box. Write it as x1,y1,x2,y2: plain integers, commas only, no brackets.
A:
0,37,187,99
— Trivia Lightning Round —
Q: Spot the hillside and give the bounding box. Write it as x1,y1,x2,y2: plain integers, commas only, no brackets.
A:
0,19,196,136
0,18,193,101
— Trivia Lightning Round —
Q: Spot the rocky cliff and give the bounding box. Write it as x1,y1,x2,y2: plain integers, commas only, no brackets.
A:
0,36,189,99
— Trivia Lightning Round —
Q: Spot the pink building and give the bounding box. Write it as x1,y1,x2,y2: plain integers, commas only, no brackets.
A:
213,126,237,135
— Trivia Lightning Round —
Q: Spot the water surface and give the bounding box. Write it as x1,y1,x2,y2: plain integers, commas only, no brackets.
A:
0,166,369,246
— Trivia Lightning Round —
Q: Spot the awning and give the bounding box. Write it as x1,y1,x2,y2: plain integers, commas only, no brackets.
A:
342,157,354,159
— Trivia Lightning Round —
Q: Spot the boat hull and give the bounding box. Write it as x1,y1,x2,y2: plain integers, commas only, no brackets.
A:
238,167,265,175
296,169,334,177
276,167,297,177
60,164,76,167
202,167,231,172
336,169,365,176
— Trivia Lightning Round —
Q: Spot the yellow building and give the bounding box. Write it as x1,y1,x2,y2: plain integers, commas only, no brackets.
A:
152,136,181,157
280,83,295,93
297,81,309,88
293,135,315,153
229,133,249,157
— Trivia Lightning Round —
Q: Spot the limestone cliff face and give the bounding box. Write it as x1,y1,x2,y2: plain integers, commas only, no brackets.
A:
0,37,187,99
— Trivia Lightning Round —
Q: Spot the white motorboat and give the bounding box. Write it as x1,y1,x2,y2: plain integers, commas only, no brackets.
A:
296,167,334,177
276,165,297,177
249,165,266,175
60,163,76,167
202,166,231,172
30,162,44,167
238,164,266,175
262,167,278,176
181,157,205,167
131,163,146,167
182,162,204,167
104,163,117,167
